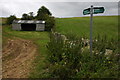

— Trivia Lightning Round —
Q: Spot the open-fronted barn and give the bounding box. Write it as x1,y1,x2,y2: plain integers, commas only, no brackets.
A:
12,20,45,31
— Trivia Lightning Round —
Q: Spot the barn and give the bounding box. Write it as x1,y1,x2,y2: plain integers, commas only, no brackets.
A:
12,20,45,31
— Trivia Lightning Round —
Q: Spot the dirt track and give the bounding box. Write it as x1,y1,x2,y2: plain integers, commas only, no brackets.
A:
2,38,37,78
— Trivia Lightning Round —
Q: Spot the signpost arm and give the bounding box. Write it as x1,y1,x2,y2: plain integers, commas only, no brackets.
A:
90,5,93,56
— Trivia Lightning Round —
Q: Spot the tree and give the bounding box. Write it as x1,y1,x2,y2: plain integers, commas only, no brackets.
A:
6,15,17,25
36,6,55,31
35,6,55,31
36,6,52,20
21,13,29,20
28,12,34,20
45,16,55,31
21,12,35,20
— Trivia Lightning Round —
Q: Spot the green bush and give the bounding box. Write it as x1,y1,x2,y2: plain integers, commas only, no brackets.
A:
45,16,55,31
46,33,119,78
6,15,17,25
47,33,82,78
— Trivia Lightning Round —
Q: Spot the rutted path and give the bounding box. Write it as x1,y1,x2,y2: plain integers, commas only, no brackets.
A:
2,38,37,78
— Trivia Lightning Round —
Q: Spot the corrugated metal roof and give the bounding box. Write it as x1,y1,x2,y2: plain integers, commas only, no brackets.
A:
13,20,45,24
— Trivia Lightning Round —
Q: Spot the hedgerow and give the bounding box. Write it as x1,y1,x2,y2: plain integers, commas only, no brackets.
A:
46,32,119,78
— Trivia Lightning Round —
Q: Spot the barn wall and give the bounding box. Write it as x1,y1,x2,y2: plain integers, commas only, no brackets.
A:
12,24,21,31
36,24,45,31
12,23,45,31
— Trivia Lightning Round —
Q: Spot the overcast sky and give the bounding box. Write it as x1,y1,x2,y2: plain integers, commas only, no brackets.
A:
0,0,119,18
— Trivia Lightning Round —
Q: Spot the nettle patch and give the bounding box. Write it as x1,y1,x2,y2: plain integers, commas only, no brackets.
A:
46,32,119,78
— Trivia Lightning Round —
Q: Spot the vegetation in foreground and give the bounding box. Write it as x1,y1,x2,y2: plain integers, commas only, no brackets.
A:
46,32,119,78
46,16,118,78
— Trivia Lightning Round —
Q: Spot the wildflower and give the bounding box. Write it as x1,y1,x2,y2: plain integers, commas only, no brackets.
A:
108,61,111,63
82,38,84,41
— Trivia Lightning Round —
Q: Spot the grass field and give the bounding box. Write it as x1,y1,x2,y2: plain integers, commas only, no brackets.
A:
55,16,118,39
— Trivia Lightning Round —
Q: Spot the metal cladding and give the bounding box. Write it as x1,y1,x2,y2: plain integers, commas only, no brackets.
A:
12,20,45,31
13,20,45,24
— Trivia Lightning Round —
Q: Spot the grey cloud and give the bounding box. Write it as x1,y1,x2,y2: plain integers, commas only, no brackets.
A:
0,0,119,2
47,2,118,17
0,2,119,18
0,7,12,17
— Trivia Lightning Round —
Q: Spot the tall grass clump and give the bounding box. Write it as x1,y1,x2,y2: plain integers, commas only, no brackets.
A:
46,32,82,78
46,32,119,78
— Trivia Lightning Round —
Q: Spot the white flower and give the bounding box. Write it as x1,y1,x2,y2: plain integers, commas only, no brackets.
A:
82,38,84,41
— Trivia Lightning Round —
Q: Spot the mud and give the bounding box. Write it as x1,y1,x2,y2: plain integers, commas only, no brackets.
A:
2,38,36,78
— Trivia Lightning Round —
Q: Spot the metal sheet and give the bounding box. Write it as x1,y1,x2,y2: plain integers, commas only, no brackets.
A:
13,20,45,24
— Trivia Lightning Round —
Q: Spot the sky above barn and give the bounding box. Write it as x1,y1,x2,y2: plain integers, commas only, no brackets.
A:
0,0,119,18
